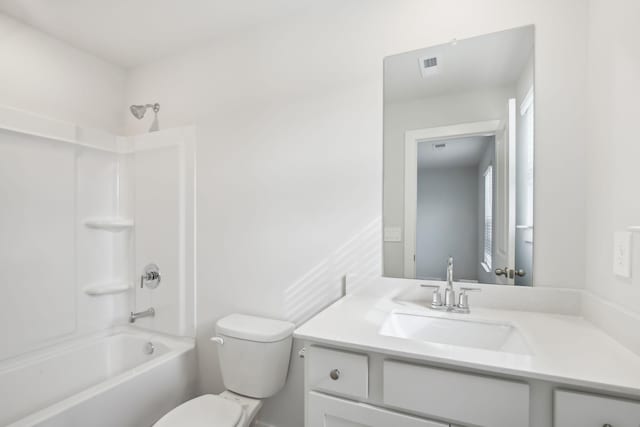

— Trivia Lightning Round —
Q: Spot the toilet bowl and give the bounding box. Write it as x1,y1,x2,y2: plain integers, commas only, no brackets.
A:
154,314,294,427
154,391,262,427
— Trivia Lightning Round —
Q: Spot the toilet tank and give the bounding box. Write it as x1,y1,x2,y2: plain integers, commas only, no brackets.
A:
215,314,295,399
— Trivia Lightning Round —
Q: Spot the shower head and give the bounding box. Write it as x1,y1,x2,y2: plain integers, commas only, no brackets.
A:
130,105,147,119
129,103,160,120
129,103,161,132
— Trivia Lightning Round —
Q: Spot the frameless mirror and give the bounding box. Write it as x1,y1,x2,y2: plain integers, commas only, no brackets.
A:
383,26,535,286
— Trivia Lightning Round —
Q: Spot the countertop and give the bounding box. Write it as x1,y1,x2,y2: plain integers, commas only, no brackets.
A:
294,280,640,397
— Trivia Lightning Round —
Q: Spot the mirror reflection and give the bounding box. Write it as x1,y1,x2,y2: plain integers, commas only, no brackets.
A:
383,26,535,285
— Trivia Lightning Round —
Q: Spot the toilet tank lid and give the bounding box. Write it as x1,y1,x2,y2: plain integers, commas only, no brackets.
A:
216,314,295,342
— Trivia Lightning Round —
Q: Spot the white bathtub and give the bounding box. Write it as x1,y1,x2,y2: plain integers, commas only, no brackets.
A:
0,328,196,427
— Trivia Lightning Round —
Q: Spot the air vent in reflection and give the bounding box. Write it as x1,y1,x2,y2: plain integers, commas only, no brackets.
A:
419,55,441,78
423,57,438,68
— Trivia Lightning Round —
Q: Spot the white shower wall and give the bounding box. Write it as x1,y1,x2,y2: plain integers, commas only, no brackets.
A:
128,127,197,337
0,108,195,362
0,128,129,361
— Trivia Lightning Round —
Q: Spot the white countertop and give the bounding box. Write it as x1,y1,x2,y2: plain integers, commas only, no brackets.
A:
294,280,640,397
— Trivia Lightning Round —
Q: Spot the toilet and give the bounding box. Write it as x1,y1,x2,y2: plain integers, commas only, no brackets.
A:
154,313,295,427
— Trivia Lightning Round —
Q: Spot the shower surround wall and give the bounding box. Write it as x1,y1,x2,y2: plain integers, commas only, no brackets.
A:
0,106,196,363
0,123,131,361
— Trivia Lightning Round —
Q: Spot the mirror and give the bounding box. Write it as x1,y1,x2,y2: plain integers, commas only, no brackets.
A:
383,26,534,286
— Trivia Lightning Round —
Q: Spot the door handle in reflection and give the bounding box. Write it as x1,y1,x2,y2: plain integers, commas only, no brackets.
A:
494,268,509,277
495,268,526,278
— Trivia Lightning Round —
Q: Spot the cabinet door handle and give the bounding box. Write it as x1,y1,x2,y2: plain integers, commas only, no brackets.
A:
329,369,340,380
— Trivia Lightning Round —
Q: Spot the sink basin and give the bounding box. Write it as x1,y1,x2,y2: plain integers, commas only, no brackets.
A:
379,312,530,355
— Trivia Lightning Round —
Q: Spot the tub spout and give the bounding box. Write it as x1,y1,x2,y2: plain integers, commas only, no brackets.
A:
129,307,155,323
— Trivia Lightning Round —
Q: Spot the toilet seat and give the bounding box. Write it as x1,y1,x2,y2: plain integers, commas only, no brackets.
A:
153,394,242,427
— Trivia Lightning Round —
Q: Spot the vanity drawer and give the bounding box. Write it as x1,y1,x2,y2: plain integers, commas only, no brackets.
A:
383,360,529,427
307,346,368,399
555,390,640,426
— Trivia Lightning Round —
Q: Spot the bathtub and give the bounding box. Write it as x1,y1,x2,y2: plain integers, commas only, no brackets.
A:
0,328,197,427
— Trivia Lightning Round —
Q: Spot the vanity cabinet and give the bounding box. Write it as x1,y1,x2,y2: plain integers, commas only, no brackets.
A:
305,345,510,427
554,390,640,427
303,344,640,427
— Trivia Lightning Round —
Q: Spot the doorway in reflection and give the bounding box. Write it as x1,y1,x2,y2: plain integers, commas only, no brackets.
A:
416,136,494,284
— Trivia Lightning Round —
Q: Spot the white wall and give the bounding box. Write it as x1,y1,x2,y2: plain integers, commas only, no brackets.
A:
416,165,479,281
124,1,589,426
384,86,515,277
584,0,640,313
0,13,125,133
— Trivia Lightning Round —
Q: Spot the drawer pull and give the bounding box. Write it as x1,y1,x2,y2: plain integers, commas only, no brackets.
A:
329,369,340,380
603,424,612,427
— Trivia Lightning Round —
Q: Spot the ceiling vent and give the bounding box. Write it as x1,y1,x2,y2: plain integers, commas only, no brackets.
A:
418,55,441,78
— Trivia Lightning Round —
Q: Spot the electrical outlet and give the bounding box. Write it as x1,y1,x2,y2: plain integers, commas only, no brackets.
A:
384,226,402,242
613,231,632,278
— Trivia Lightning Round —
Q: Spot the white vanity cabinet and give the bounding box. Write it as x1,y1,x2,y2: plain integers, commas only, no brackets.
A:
304,345,530,427
303,344,640,427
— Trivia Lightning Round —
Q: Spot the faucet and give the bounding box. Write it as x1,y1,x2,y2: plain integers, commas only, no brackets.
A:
420,256,481,313
444,256,455,309
129,307,155,323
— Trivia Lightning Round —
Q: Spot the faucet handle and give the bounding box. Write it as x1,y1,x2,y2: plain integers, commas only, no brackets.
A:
458,287,481,311
420,284,443,308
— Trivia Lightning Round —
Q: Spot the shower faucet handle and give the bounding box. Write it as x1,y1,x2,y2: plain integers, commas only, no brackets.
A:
140,263,161,289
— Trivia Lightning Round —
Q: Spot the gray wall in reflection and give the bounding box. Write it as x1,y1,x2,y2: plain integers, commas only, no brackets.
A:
416,165,478,281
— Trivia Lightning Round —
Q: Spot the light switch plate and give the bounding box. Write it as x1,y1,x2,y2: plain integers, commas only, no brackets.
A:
384,226,402,242
613,231,632,278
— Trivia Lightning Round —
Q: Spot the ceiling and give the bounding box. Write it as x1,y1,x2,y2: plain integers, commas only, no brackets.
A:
418,136,492,169
385,25,534,103
0,0,322,67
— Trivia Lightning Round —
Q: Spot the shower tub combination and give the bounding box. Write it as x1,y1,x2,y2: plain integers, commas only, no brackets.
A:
0,328,196,427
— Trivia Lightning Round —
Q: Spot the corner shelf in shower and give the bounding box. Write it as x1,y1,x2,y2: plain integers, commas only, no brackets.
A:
84,282,132,296
84,217,134,232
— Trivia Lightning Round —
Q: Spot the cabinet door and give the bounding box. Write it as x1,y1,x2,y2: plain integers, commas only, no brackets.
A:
555,390,640,427
308,392,449,427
